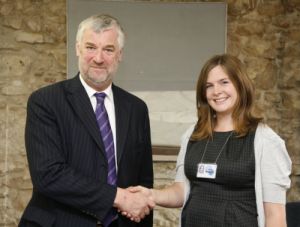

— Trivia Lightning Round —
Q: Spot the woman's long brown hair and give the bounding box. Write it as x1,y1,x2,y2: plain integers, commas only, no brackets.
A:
190,54,262,141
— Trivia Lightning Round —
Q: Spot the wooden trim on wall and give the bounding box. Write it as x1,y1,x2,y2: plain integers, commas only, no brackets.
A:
152,145,179,162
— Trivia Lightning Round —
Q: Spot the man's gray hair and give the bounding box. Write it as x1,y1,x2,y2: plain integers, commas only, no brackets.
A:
76,14,125,49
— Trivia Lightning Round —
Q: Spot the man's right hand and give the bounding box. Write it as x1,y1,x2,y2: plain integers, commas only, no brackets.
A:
113,187,155,222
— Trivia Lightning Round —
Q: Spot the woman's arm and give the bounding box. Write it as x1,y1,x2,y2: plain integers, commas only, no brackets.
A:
129,182,185,209
152,182,185,208
264,202,287,227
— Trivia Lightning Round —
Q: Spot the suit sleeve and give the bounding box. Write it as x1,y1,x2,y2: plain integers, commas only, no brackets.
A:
25,91,116,221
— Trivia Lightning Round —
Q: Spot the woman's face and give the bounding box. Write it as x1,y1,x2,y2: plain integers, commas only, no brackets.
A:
205,65,238,118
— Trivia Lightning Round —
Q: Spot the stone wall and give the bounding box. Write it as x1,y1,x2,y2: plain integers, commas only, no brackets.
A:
0,0,66,226
0,0,299,226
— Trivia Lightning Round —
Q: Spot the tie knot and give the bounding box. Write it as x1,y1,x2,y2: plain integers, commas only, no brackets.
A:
95,92,106,104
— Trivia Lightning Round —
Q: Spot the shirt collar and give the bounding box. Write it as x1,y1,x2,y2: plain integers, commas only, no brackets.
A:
79,74,113,101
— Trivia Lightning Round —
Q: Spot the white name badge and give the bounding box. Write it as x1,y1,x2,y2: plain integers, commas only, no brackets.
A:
197,163,217,179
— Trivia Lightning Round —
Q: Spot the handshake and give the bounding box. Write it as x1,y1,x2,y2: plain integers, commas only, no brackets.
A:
113,186,155,222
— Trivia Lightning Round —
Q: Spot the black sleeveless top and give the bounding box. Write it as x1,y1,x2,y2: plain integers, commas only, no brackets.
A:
182,130,258,227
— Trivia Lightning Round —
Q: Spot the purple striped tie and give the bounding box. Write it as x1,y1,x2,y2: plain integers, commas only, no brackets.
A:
94,93,117,227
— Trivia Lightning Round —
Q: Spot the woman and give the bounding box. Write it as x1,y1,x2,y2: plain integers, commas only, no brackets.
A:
130,54,292,227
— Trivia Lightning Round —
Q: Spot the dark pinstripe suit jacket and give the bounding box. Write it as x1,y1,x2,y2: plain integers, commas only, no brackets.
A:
19,75,153,227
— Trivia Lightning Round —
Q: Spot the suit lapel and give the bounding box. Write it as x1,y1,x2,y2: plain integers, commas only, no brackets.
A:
113,85,131,165
65,75,106,157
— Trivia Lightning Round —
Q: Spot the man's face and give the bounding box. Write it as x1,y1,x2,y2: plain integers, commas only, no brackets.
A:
76,27,122,91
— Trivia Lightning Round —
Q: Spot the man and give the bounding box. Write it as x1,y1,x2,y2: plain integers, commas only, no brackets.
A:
19,14,154,227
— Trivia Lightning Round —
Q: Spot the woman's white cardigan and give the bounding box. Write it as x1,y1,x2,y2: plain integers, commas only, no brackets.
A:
175,123,292,227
